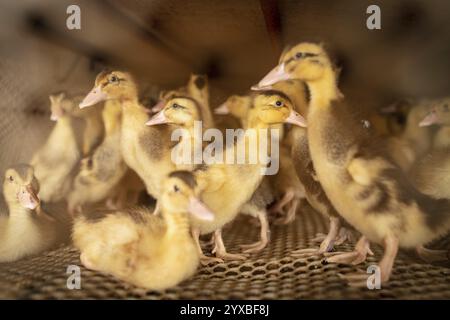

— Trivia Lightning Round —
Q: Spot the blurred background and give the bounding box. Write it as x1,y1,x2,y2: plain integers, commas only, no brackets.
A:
1,0,450,184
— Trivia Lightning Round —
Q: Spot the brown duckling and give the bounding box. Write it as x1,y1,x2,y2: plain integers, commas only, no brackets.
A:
253,79,355,253
257,42,450,286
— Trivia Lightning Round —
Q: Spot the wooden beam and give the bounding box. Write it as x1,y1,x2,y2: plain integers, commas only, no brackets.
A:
259,0,283,61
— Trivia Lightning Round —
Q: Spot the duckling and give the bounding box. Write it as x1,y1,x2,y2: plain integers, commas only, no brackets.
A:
0,165,70,262
257,42,450,286
72,171,214,290
79,71,176,209
148,95,269,256
419,99,450,149
194,92,306,262
252,79,354,253
31,93,100,203
153,74,214,129
215,94,304,225
67,100,128,214
146,95,206,172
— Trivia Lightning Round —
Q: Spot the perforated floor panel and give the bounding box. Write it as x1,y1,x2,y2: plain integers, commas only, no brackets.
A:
1,204,449,299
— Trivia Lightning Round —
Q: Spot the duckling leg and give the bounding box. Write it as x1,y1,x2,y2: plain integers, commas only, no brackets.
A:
191,228,223,265
292,217,340,255
416,245,449,263
240,210,270,253
324,235,373,265
334,227,354,246
338,235,398,288
274,197,299,225
270,189,295,216
212,229,247,261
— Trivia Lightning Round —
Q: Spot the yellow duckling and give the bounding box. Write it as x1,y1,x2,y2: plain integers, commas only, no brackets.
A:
79,71,176,211
149,95,274,256
0,165,70,262
215,94,304,225
257,42,450,286
195,92,305,262
31,93,102,203
72,171,214,290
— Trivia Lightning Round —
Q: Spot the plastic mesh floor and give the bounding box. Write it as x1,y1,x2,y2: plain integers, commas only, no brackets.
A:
1,203,449,299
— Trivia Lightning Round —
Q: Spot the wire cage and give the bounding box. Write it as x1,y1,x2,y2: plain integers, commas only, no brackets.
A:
0,0,450,299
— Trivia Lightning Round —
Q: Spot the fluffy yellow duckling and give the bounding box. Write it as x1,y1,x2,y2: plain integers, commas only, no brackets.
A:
149,95,276,256
31,93,101,203
0,165,70,262
419,99,450,149
79,71,176,209
67,100,128,214
146,95,206,172
72,171,214,290
257,42,450,286
215,94,304,225
194,92,305,262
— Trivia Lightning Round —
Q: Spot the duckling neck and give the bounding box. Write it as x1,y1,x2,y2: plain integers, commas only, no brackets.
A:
103,104,122,135
162,210,191,237
121,100,149,126
306,68,341,114
2,202,38,236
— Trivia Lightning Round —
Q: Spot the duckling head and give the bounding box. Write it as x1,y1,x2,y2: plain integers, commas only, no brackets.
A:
214,95,251,119
146,97,202,127
420,100,450,127
255,42,331,88
3,164,40,210
80,71,137,108
161,171,214,221
49,93,67,121
251,91,306,127
151,90,179,113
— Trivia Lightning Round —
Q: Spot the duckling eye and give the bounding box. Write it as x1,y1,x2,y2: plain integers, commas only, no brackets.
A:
174,185,180,192
109,75,119,83
275,100,283,107
172,103,184,109
9,176,13,182
295,52,304,59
